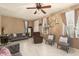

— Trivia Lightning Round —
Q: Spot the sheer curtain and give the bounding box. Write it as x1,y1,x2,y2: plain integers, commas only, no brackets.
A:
65,10,75,38
24,21,28,33
75,9,79,38
42,17,48,34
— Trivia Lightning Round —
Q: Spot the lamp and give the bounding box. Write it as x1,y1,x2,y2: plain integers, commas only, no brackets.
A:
1,27,4,35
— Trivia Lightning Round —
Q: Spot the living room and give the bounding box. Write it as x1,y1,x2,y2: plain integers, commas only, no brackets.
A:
0,2,79,57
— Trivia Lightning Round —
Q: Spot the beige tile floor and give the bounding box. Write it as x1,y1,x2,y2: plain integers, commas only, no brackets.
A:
1,38,79,56
18,38,79,56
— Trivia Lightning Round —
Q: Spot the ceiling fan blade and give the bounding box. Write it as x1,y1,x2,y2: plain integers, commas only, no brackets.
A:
41,9,46,14
41,5,51,8
27,7,36,9
34,10,37,14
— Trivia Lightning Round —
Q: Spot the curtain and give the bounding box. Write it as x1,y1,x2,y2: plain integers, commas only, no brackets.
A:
65,10,75,38
75,9,79,27
75,9,79,38
61,13,67,36
61,13,67,25
25,21,28,32
42,17,48,34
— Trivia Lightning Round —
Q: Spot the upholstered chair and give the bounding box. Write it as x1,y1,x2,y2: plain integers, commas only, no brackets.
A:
57,35,71,53
32,32,43,44
45,34,55,46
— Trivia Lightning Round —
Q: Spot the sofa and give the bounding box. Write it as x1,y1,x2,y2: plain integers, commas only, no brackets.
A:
32,32,43,44
7,43,22,56
8,33,29,42
0,43,21,56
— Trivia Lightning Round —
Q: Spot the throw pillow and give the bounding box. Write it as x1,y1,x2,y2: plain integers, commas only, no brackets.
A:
22,33,25,36
0,47,11,56
13,34,17,37
48,35,54,40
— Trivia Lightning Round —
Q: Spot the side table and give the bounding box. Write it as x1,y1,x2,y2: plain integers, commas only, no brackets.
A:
0,35,8,45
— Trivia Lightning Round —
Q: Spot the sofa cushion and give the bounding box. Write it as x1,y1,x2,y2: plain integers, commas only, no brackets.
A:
17,33,22,37
9,34,13,38
12,52,22,56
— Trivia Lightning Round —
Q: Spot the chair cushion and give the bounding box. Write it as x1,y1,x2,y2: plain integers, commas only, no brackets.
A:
59,36,68,43
59,42,69,47
48,35,54,40
33,32,40,37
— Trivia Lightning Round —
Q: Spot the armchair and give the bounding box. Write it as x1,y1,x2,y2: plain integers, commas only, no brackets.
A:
32,32,43,44
45,34,55,46
57,35,71,53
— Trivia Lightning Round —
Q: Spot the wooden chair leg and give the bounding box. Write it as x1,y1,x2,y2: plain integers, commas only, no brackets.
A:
66,47,69,53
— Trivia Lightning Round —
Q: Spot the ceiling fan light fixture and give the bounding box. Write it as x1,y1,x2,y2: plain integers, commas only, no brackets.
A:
27,3,51,14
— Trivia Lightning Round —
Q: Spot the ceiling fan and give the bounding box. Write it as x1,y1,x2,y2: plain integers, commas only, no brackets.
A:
26,3,51,14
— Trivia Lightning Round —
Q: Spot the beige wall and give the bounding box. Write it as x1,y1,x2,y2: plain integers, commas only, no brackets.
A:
28,20,34,28
47,14,63,42
34,14,63,43
1,16,25,34
34,20,39,32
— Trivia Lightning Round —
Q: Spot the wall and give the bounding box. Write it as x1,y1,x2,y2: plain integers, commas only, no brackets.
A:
34,14,63,43
48,14,63,42
33,5,79,49
34,20,39,32
1,16,25,34
28,20,34,28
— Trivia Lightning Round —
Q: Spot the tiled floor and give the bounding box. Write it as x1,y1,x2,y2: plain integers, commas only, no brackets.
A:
7,38,79,56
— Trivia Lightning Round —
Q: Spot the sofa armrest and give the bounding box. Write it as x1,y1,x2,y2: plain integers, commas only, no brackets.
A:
7,43,20,55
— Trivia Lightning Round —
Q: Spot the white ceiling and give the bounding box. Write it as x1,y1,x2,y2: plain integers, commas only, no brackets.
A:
0,3,78,20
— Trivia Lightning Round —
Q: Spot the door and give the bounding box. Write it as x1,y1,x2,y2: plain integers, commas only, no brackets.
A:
28,27,33,37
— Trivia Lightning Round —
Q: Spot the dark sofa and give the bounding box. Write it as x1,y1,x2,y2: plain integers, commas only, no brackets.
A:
0,43,21,56
8,33,28,42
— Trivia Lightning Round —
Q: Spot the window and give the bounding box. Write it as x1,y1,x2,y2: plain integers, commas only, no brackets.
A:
76,16,79,38
65,10,75,38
